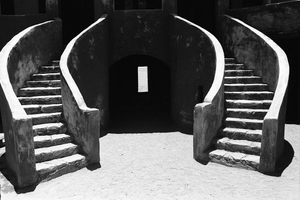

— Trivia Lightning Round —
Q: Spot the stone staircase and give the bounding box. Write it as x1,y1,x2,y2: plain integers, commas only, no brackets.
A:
17,61,87,182
208,58,274,170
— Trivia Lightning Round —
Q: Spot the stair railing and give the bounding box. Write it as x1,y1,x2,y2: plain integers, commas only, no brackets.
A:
184,17,226,164
60,16,107,165
0,20,62,187
221,15,289,173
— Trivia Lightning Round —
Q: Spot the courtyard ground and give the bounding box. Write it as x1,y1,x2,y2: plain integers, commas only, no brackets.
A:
0,124,299,200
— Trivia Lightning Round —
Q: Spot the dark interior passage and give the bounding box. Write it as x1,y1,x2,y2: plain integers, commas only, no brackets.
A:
109,54,174,133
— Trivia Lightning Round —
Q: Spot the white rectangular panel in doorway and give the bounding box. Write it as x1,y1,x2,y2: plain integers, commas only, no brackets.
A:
138,66,148,93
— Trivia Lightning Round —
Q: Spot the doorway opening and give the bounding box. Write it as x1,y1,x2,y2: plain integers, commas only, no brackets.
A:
109,54,174,133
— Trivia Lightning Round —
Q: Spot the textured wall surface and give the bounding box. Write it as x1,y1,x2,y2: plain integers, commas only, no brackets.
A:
169,15,217,132
227,1,300,36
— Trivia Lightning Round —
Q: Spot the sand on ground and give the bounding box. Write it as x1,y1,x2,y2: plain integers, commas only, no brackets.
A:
0,124,299,200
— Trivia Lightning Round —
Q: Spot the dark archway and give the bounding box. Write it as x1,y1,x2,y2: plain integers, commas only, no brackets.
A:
109,54,174,133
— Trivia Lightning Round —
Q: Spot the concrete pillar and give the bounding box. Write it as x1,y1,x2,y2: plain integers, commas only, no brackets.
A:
46,0,59,18
162,0,177,14
14,0,39,15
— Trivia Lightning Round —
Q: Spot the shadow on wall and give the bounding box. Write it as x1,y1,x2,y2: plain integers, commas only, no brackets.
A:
108,54,176,134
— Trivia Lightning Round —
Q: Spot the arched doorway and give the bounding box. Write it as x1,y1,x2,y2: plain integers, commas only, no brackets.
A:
109,54,173,132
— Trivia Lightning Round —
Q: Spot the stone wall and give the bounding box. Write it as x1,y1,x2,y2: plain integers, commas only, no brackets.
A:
227,1,300,36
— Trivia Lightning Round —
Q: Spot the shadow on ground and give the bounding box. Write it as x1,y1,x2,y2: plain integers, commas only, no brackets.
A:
265,140,294,177
0,152,37,194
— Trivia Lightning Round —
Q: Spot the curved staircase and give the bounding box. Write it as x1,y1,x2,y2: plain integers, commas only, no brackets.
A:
17,61,87,182
209,58,274,170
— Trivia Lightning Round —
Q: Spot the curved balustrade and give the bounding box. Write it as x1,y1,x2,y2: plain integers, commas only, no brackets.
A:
0,20,62,187
60,16,107,164
168,15,226,163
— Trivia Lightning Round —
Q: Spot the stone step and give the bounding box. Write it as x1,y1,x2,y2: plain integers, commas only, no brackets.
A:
18,87,61,97
33,122,67,136
39,65,60,73
34,134,72,149
225,91,274,100
220,127,262,142
52,60,60,66
35,143,79,163
25,80,61,87
225,63,245,70
31,73,60,81
225,100,272,109
36,154,87,182
226,108,268,120
209,149,260,170
225,70,254,76
18,95,61,105
213,137,261,155
225,58,235,64
225,117,263,130
29,112,62,125
225,76,262,84
23,104,62,114
224,83,269,91
0,133,4,147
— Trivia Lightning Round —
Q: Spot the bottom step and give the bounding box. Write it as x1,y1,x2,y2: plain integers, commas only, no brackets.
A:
36,154,87,182
209,149,260,170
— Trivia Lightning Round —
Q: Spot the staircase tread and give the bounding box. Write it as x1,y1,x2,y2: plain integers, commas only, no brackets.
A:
222,127,262,134
225,83,268,86
209,149,260,163
33,122,65,130
226,117,263,123
36,154,85,172
18,95,61,99
26,80,61,83
34,134,71,142
33,73,60,76
22,104,62,108
225,70,253,72
20,87,61,90
28,112,61,118
225,91,273,94
225,63,244,66
41,65,60,68
226,99,272,103
227,108,268,112
216,137,261,148
225,76,261,78
35,143,77,153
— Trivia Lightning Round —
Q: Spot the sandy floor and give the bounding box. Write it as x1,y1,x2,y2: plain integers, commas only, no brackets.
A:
0,124,299,200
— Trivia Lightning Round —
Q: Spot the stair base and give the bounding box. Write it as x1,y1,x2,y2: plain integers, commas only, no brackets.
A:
209,149,260,171
36,154,87,182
